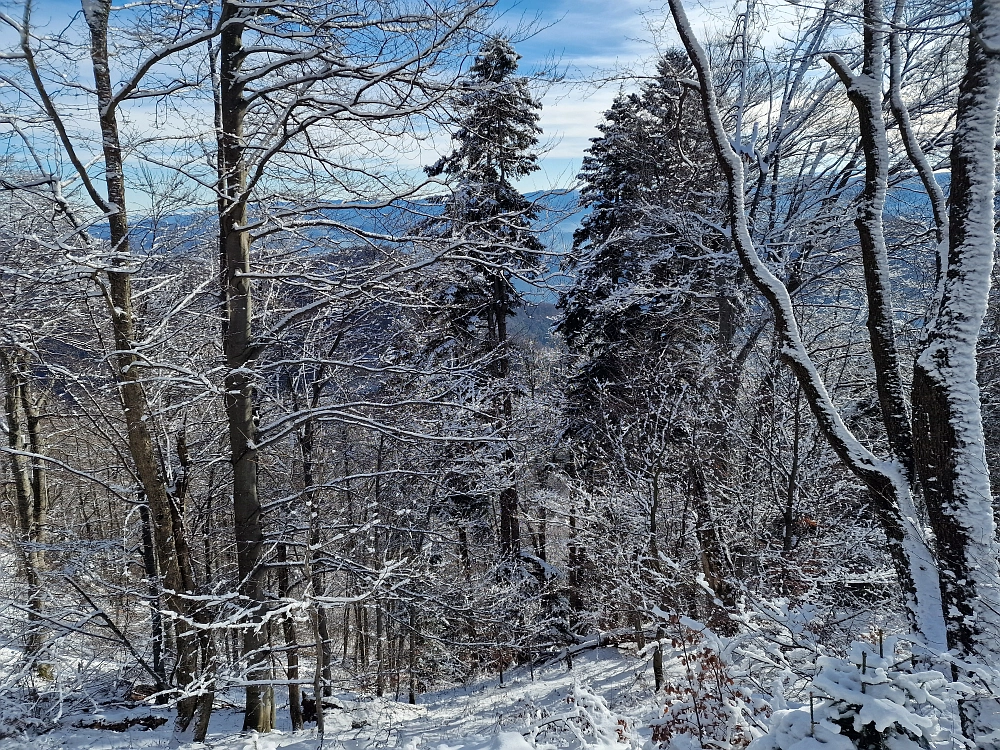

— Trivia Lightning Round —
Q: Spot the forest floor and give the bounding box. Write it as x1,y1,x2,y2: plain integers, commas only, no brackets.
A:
0,647,665,750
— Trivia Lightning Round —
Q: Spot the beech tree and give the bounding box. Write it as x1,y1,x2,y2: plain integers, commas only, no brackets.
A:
3,0,999,746
210,0,497,730
1,0,217,735
667,0,1000,741
0,188,69,672
1,0,497,735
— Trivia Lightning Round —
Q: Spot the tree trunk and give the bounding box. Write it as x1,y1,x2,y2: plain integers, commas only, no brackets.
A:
568,504,583,614
666,0,947,650
826,0,915,480
408,607,419,705
75,1,204,730
375,602,385,697
26,0,201,689
138,504,167,695
652,626,665,692
277,544,303,730
217,0,272,731
910,0,1000,705
297,374,334,695
821,13,949,651
491,274,520,557
21,0,236,721
1,352,48,664
343,599,351,664
690,467,737,635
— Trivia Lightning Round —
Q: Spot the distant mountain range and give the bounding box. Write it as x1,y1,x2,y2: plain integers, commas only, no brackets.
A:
94,177,946,348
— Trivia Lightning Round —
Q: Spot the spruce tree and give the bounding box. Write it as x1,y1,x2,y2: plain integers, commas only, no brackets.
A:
557,52,724,448
425,36,544,558
555,53,737,627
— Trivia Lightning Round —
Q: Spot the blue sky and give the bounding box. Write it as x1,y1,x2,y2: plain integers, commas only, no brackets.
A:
6,0,686,198
489,1,761,192
492,0,661,191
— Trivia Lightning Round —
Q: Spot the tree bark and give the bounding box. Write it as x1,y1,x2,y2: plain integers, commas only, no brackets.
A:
217,0,273,731
138,503,167,695
1,352,48,663
75,0,204,729
690,466,737,635
652,626,665,692
375,602,385,697
277,544,303,730
666,0,947,650
826,0,915,479
408,607,419,705
297,375,334,694
491,274,521,557
911,0,1000,672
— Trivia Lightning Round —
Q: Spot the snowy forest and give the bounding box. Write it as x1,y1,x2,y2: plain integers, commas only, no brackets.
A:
1,0,999,747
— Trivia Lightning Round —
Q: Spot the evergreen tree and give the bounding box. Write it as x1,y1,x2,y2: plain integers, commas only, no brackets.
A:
425,36,544,557
557,51,725,450
555,52,738,629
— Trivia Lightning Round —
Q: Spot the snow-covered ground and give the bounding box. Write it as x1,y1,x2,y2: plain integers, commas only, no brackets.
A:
0,648,660,750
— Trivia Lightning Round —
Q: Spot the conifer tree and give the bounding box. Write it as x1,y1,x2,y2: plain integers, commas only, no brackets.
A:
555,53,738,628
557,52,723,449
426,36,544,558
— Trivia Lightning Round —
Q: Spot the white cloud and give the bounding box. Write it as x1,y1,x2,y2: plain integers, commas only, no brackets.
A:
497,0,662,191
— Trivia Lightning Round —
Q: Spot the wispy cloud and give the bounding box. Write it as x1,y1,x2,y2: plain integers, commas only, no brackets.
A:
495,0,777,192
494,0,660,191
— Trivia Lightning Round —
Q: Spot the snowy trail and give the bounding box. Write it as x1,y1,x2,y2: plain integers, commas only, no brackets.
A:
0,648,662,750
391,648,653,745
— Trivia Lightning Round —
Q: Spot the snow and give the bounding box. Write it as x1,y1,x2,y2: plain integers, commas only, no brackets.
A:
80,0,104,28
0,649,659,750
665,0,949,652
749,643,964,750
419,732,535,750
912,0,1000,663
0,626,994,750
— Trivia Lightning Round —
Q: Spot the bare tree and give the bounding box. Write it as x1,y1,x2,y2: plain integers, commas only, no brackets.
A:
210,0,494,729
2,0,223,734
667,0,1000,741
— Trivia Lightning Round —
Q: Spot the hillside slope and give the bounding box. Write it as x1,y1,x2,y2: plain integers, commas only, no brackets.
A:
0,648,663,750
